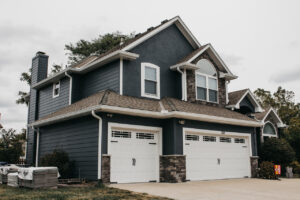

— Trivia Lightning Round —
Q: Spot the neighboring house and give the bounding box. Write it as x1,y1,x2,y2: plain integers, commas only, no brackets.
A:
26,16,284,183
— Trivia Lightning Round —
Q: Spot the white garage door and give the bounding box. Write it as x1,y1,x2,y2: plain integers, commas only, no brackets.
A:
108,123,161,183
184,129,251,181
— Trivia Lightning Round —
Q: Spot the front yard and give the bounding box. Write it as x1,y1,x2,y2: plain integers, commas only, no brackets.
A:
0,184,172,200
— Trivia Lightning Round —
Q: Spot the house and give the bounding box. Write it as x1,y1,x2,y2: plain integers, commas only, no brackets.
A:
26,16,284,183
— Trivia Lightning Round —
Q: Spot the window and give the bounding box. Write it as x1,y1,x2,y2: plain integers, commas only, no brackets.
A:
186,134,200,141
112,130,131,138
220,137,231,143
203,136,216,142
141,63,160,99
263,122,276,135
195,59,218,103
234,138,245,144
53,81,60,98
136,133,154,140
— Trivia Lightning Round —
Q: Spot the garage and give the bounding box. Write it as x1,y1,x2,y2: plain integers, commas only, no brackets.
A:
107,123,162,183
184,128,251,181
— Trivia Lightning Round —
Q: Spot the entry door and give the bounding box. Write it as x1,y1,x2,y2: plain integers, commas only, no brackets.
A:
185,132,251,181
109,128,160,183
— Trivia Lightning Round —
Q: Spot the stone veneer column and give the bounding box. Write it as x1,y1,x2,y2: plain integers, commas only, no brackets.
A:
101,155,110,183
250,156,259,178
160,155,186,183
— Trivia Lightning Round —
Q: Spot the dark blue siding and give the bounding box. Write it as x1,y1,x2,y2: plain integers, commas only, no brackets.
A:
38,77,70,119
123,24,194,99
39,116,98,180
240,96,255,113
81,60,120,98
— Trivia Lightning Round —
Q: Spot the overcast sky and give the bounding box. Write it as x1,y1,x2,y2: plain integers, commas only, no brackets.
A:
0,0,299,131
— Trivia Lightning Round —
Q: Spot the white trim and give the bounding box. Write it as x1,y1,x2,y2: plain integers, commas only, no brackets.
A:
141,63,160,99
29,104,263,128
195,70,219,104
35,129,40,167
262,121,278,138
262,108,284,126
120,58,123,95
225,81,229,104
182,127,253,157
91,111,103,180
65,72,72,105
123,16,200,51
52,81,60,98
107,122,162,183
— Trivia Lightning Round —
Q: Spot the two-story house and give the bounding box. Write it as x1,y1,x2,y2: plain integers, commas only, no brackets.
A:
26,16,285,183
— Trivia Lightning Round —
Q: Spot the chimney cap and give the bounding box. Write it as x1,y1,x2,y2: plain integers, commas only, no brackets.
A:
36,51,46,56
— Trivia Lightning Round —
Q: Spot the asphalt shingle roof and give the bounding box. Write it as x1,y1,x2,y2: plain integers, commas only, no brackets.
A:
228,89,249,105
37,90,257,124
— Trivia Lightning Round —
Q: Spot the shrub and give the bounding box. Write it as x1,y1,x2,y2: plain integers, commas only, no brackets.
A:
260,138,295,166
290,161,300,174
259,161,277,179
40,149,75,178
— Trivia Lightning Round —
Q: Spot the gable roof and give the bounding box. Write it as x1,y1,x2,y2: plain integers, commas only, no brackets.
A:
227,89,263,112
254,107,285,127
30,90,262,128
32,16,201,89
170,43,237,80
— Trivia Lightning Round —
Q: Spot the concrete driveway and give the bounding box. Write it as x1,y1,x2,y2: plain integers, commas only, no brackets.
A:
111,178,300,200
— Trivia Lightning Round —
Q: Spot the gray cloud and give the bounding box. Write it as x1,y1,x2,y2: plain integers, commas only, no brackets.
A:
221,54,244,66
271,65,300,83
289,41,300,48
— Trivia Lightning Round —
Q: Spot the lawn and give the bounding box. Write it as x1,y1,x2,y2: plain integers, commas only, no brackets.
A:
0,184,172,200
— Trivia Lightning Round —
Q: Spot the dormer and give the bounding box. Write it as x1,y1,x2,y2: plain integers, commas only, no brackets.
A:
170,44,237,107
227,89,264,113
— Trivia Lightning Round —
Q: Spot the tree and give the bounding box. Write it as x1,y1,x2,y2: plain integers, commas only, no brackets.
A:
0,128,26,163
65,32,134,64
286,118,300,161
260,137,295,166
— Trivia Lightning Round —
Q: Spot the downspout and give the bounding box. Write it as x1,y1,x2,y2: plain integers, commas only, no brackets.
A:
91,110,103,180
176,66,186,101
65,72,72,105
32,126,40,167
225,80,230,104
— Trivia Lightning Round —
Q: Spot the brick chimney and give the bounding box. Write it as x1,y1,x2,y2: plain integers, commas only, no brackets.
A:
31,51,49,85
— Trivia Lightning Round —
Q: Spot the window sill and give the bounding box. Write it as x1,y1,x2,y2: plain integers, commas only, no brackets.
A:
142,93,160,99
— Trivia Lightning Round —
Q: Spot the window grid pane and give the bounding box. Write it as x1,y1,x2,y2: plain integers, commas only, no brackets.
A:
208,78,217,90
209,90,217,102
196,74,206,88
145,66,157,81
145,80,157,95
197,87,207,100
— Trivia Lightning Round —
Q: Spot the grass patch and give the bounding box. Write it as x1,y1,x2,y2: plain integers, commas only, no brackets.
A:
0,184,172,200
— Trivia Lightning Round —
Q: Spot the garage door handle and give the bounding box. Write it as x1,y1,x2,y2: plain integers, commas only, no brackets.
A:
185,143,190,145
149,142,156,145
111,140,118,143
217,158,221,165
242,146,247,148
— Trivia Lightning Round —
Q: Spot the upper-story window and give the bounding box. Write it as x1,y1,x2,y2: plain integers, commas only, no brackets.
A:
195,59,218,103
263,122,277,136
141,63,160,99
53,81,60,98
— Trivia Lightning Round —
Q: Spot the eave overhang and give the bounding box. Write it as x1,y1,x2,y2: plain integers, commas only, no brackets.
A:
32,51,139,89
29,105,263,128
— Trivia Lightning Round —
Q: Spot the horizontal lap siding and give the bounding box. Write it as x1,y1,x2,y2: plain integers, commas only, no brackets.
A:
81,60,120,98
38,77,70,119
38,116,98,180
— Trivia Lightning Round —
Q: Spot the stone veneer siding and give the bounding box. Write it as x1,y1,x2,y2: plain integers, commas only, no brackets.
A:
160,155,186,183
186,69,226,107
250,156,259,178
101,155,110,183
186,52,227,107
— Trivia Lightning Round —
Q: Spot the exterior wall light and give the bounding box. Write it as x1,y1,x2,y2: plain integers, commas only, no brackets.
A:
178,120,185,125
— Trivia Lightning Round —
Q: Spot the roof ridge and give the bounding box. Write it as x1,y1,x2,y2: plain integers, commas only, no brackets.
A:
99,90,110,105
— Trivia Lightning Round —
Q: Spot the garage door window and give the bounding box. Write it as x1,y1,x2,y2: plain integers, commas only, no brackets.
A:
234,138,245,143
220,137,231,143
136,133,154,140
203,136,216,142
112,130,131,138
186,134,200,141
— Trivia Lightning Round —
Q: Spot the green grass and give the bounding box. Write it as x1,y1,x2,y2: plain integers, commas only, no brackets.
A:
0,184,172,200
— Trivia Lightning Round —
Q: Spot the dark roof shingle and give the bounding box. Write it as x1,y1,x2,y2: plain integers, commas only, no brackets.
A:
228,89,249,105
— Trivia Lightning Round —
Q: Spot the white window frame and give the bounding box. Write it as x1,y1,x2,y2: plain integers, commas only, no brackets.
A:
141,62,160,99
52,81,60,98
195,71,218,103
262,121,278,138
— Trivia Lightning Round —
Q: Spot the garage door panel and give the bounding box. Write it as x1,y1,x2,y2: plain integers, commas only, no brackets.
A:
109,126,160,183
185,131,251,181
